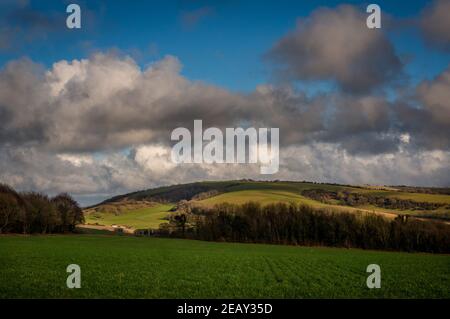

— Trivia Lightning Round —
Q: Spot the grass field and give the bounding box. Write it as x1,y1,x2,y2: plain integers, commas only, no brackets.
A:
85,204,173,229
0,235,449,298
198,189,313,206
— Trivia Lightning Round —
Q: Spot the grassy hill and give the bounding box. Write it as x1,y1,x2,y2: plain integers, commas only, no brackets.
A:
1,235,449,298
83,180,450,230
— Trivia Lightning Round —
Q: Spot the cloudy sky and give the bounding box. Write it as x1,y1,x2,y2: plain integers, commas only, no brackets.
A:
0,0,449,206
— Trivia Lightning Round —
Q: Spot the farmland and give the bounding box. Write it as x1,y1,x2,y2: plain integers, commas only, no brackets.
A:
83,181,450,230
0,235,449,298
85,203,173,229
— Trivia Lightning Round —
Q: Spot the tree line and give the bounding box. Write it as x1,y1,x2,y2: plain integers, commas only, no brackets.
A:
160,202,450,253
0,184,84,234
302,189,446,211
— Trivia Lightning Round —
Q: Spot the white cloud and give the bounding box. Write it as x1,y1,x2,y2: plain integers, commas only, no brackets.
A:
134,144,177,173
58,153,94,167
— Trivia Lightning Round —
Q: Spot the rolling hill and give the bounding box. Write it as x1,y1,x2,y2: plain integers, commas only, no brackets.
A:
83,180,450,231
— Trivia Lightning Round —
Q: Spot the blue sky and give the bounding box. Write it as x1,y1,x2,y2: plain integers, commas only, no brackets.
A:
1,0,449,92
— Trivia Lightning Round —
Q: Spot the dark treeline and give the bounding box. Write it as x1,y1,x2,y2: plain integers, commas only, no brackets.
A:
0,184,84,234
302,189,446,211
162,202,450,253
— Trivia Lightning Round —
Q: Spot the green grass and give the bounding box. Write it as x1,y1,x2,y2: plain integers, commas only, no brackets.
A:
199,189,313,206
0,235,449,298
85,204,173,229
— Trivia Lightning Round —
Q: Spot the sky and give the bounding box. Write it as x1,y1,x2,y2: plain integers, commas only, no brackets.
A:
0,0,449,206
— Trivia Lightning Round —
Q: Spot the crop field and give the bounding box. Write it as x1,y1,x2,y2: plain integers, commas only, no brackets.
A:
0,235,449,298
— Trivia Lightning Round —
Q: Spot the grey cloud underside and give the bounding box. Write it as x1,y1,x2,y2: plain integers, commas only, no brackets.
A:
267,5,403,94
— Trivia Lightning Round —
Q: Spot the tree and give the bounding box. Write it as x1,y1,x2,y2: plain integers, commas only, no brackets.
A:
52,193,84,232
0,184,24,233
0,185,84,234
173,213,187,236
22,192,59,234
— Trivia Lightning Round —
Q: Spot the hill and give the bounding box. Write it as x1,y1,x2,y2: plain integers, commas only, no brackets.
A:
83,180,450,230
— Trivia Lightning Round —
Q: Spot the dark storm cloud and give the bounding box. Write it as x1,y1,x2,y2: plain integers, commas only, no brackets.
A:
420,0,450,50
319,95,400,155
267,5,403,94
0,58,49,145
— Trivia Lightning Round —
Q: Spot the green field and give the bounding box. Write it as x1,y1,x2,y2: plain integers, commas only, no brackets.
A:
197,189,369,212
0,235,449,298
85,204,173,229
199,189,312,206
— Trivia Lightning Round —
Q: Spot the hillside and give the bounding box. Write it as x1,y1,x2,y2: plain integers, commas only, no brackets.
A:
83,180,450,230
